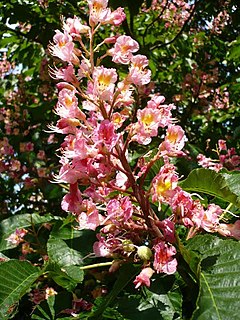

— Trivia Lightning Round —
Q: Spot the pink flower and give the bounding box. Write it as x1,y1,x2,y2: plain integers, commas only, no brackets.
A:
55,88,83,119
63,17,90,36
49,30,78,64
170,187,199,227
218,139,227,151
160,125,187,156
88,0,111,26
93,119,119,151
156,218,176,243
49,118,80,134
133,267,155,289
218,220,240,240
56,157,87,184
194,203,222,233
128,55,151,86
76,199,104,231
92,66,117,101
153,241,177,275
93,236,112,257
106,196,133,224
61,183,82,214
105,7,126,26
6,228,28,245
109,35,139,64
147,95,166,108
22,242,35,255
152,162,178,203
37,150,46,160
197,154,223,172
49,65,78,84
132,107,162,145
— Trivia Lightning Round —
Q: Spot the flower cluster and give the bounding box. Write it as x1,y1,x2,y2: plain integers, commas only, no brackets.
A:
146,0,193,28
49,0,239,289
197,139,240,172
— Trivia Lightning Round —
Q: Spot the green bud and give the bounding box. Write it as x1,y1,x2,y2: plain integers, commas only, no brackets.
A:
137,246,153,261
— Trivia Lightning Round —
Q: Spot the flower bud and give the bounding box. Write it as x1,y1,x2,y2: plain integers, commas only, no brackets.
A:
137,246,152,261
122,239,135,252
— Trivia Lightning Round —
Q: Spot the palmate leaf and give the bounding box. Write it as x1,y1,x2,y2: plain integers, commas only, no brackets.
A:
0,259,41,319
186,235,240,320
0,213,58,252
179,168,240,208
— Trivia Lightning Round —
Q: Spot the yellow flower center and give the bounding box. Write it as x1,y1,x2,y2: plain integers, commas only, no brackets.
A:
141,113,153,126
156,179,172,195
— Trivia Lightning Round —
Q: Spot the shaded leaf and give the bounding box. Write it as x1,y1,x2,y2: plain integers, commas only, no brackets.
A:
0,260,41,319
89,264,140,319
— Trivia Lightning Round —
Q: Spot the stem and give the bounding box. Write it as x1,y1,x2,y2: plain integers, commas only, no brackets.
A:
80,261,113,270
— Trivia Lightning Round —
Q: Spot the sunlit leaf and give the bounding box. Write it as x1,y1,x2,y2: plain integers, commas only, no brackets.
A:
179,168,240,207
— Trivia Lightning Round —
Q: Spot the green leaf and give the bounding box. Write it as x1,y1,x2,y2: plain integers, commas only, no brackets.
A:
221,171,240,198
0,213,58,252
116,281,182,320
0,260,41,319
186,235,240,320
89,264,141,319
47,238,83,266
179,168,240,207
63,265,84,282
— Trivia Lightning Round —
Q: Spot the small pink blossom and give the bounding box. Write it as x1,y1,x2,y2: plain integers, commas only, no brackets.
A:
218,220,240,240
93,119,119,151
61,182,82,214
88,0,111,26
20,142,34,153
218,139,227,151
156,218,176,243
49,30,78,64
37,150,46,160
106,196,133,223
197,154,223,172
49,65,78,83
128,55,151,86
105,7,126,26
109,35,139,64
77,199,103,230
170,187,199,227
111,112,127,129
63,16,90,36
92,66,117,101
55,88,83,120
6,228,28,245
133,267,155,289
195,204,222,233
22,242,35,255
10,159,21,172
160,124,187,156
132,107,163,145
153,241,177,274
152,162,178,203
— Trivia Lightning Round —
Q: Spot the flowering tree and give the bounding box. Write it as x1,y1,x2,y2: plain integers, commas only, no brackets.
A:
0,0,240,319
